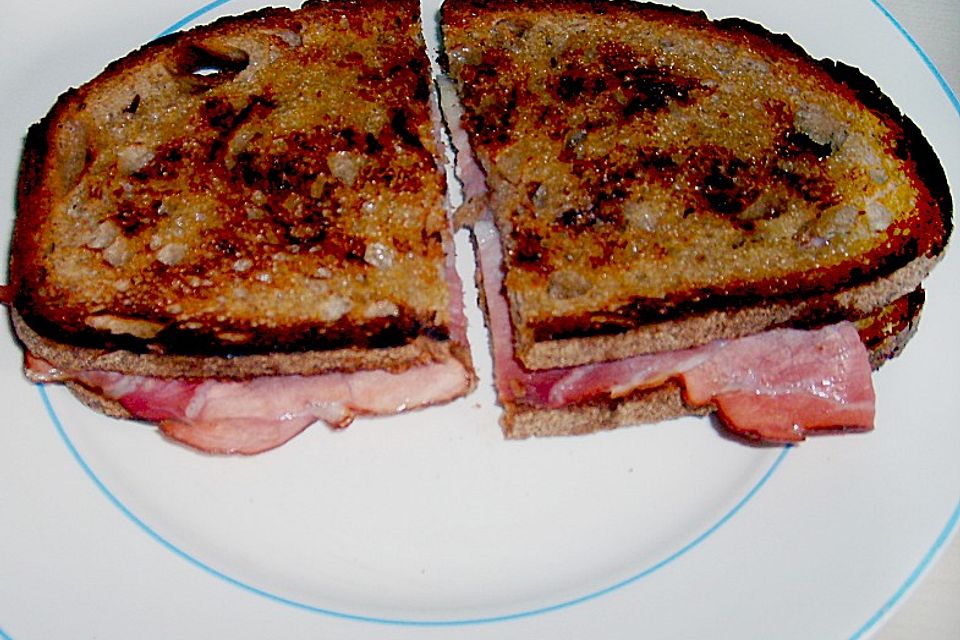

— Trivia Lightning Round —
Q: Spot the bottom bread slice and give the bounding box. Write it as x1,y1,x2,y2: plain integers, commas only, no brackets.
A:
500,290,923,440
503,381,710,439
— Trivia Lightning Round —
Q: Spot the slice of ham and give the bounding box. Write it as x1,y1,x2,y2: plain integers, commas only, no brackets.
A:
680,324,875,440
27,355,472,455
474,217,876,442
440,77,488,202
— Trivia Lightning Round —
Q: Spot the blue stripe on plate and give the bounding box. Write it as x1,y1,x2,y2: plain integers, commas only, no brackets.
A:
848,497,960,639
850,2,960,637
870,0,960,114
16,0,959,635
40,384,791,625
158,0,237,37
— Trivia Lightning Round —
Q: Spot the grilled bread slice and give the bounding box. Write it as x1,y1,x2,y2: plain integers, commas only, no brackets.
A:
11,0,472,381
440,0,952,371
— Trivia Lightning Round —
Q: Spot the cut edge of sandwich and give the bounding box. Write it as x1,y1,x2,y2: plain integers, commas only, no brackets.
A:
5,0,478,453
438,0,952,442
7,1,470,378
438,0,953,373
500,290,926,442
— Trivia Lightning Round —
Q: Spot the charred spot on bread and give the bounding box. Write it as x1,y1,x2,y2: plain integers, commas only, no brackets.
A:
441,0,951,369
166,42,252,93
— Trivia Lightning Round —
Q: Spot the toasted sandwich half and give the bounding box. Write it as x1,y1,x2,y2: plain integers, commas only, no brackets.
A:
6,0,476,454
439,0,952,442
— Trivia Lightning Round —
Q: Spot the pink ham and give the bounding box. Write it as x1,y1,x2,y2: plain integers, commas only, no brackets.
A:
474,217,876,442
20,180,474,455
681,323,875,440
442,82,488,202
27,356,472,455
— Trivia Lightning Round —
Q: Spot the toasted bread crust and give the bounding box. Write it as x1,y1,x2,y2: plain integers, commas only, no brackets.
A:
12,0,462,367
11,308,470,378
520,250,938,369
441,0,952,368
62,381,133,421
855,286,925,369
503,380,707,439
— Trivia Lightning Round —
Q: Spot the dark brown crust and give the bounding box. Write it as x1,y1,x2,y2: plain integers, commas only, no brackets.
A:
12,308,473,379
502,380,710,439
520,250,938,369
440,0,952,369
856,286,925,369
10,0,463,370
722,18,953,245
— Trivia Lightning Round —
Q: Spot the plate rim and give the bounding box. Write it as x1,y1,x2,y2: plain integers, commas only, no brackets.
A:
2,0,958,637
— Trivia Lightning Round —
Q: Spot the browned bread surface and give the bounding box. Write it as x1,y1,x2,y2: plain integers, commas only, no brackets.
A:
11,0,462,369
441,0,952,369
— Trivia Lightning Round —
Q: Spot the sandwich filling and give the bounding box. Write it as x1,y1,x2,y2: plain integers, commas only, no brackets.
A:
475,216,876,442
7,0,481,455
18,228,474,455
26,352,473,455
7,0,949,453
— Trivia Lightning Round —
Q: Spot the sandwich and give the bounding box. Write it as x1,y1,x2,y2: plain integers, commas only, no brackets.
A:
438,0,952,442
6,0,953,452
5,0,476,454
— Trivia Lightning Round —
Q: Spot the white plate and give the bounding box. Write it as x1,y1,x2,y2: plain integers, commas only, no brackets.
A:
1,1,957,638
